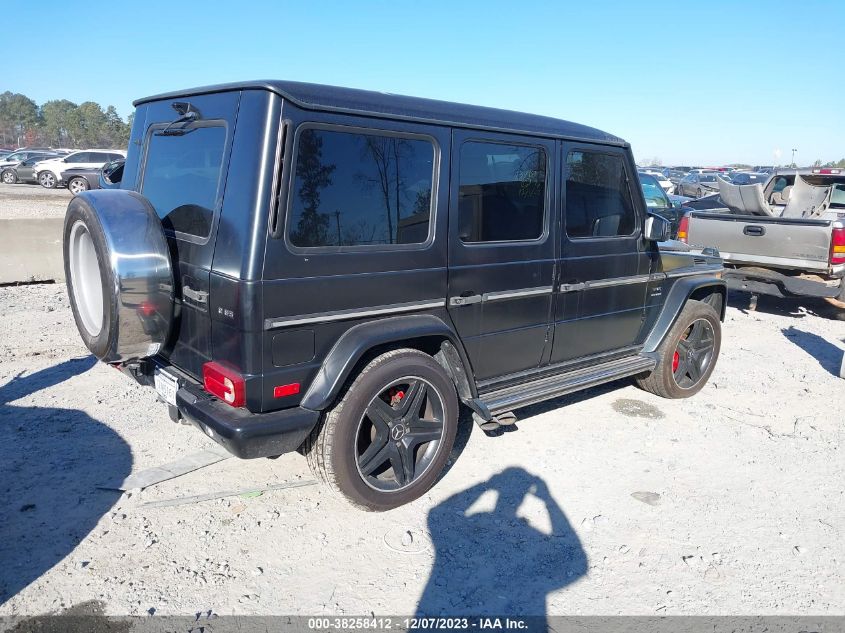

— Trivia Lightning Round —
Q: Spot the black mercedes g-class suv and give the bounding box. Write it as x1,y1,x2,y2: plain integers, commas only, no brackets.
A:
63,81,725,510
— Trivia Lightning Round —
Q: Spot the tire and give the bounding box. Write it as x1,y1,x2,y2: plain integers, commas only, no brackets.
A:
1,169,16,184
63,191,174,362
635,299,721,399
304,348,459,511
68,176,89,195
38,170,57,188
837,279,845,303
64,199,117,358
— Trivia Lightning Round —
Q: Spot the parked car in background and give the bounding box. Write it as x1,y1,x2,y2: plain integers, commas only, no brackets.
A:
62,158,125,194
1,152,60,184
729,172,769,186
677,172,722,197
0,149,59,169
664,169,688,186
639,169,674,194
33,149,126,188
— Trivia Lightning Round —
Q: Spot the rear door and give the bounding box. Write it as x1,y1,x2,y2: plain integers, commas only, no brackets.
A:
127,92,239,378
551,143,650,363
446,130,556,382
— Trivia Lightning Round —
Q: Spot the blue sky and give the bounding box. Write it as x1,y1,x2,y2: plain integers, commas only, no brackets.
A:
6,0,844,165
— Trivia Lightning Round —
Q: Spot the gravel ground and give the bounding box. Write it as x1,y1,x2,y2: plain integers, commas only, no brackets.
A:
1,283,844,618
0,183,70,219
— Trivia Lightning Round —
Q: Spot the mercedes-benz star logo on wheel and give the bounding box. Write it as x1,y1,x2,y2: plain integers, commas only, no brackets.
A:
391,424,407,441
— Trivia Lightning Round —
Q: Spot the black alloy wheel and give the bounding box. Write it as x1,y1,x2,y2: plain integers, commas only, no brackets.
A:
355,376,446,491
671,318,716,389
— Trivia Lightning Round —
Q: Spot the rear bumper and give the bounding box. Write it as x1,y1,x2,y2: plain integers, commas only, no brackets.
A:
176,385,320,459
123,361,320,459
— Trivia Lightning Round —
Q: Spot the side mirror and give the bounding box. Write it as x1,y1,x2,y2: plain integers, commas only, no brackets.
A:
644,213,671,242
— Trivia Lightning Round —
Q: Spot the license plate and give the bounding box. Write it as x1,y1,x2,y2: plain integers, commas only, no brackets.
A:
154,368,179,407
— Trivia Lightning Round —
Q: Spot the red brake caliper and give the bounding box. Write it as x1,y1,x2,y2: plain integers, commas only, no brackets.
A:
389,388,405,407
672,351,680,372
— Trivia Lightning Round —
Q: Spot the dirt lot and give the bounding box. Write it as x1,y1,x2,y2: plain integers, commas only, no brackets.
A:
0,183,70,220
1,282,844,618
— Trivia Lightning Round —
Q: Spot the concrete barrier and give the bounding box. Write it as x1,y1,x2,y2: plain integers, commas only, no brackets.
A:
0,218,65,283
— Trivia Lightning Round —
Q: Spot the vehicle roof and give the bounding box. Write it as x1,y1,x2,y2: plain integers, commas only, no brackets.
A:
44,149,125,156
134,80,627,147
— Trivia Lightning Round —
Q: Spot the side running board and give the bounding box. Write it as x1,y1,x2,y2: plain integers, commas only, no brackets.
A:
477,355,656,417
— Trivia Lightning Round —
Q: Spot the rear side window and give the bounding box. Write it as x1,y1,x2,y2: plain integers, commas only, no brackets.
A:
141,124,226,239
458,142,546,242
565,150,636,238
287,127,435,249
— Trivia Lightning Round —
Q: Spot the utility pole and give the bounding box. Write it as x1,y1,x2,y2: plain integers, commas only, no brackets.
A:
334,210,342,245
791,148,798,167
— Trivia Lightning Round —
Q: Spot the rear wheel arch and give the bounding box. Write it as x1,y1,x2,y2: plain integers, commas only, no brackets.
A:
299,315,476,411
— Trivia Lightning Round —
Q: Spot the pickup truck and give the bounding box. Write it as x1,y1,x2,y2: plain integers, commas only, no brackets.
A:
680,169,845,303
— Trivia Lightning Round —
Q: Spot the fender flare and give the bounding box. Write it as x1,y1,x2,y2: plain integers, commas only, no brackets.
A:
642,276,726,353
300,314,475,411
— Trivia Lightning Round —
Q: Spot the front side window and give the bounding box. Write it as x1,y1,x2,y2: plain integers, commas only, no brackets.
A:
639,175,670,210
287,127,435,248
141,124,227,239
458,141,546,242
565,150,636,238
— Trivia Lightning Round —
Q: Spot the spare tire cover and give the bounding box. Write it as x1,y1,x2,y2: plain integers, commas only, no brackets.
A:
63,189,174,363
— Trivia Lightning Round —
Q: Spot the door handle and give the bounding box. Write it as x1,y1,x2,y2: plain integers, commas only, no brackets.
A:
743,225,766,237
449,293,482,307
183,285,208,303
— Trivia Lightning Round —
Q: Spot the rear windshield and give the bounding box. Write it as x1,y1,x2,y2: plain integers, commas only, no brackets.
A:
831,183,845,207
141,124,227,239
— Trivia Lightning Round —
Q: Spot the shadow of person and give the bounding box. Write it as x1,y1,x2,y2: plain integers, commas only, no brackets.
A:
782,326,844,377
0,357,132,605
417,467,587,625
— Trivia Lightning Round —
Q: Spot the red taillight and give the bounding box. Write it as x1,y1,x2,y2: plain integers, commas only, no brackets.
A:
202,361,245,407
139,300,156,317
273,383,301,398
677,215,690,243
831,227,845,265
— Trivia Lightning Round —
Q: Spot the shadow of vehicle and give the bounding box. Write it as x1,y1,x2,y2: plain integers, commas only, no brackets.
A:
782,326,844,377
0,357,132,605
417,467,587,624
729,291,845,321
